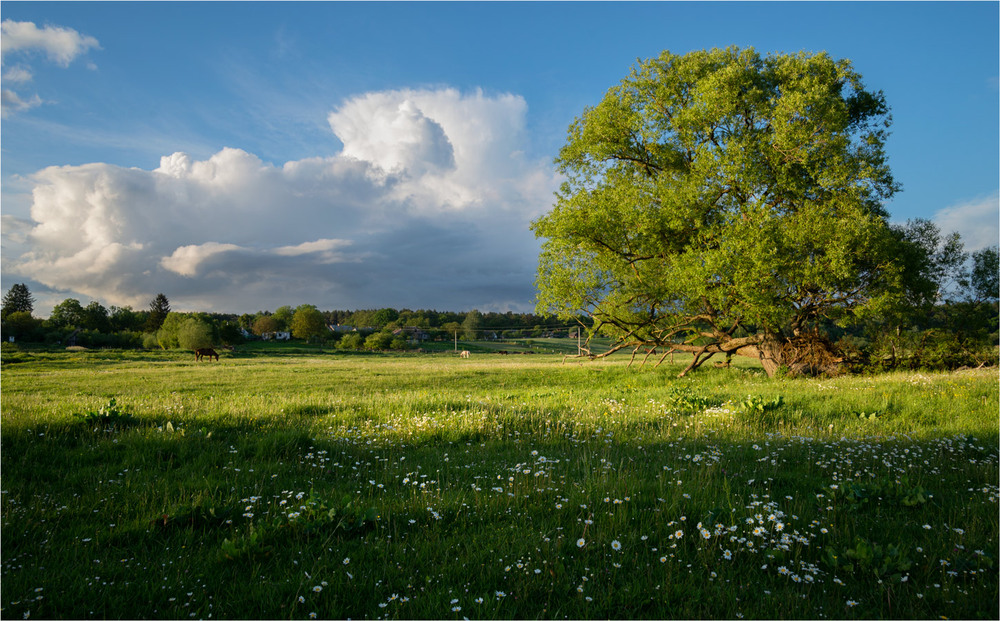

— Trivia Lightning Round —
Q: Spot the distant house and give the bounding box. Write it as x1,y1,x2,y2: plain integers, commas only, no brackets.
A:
262,331,291,341
327,324,356,333
393,327,429,342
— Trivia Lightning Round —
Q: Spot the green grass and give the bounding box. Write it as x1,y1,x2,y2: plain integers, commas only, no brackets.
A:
1,348,997,619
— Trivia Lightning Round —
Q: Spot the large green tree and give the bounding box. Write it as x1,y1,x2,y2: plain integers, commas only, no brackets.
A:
533,47,906,377
291,304,326,341
49,298,85,329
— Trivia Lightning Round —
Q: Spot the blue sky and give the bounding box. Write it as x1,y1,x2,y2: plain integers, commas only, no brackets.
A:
2,1,997,316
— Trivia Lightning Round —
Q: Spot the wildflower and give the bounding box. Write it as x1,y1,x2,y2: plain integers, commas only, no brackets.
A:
343,557,350,565
660,556,667,563
674,530,684,539
723,550,733,560
923,524,932,530
577,538,586,548
611,539,622,551
778,566,790,575
475,598,484,604
309,614,317,619
312,586,322,593
846,600,858,607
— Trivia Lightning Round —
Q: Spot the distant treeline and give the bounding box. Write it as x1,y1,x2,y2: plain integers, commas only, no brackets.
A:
2,284,996,373
0,288,584,352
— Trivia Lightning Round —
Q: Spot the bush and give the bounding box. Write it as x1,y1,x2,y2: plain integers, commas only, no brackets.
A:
142,332,161,349
177,318,214,350
364,330,394,351
337,332,364,350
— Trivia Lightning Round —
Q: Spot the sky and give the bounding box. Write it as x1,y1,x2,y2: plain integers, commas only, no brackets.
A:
1,1,997,318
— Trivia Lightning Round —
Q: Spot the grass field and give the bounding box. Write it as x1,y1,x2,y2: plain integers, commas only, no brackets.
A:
1,346,997,619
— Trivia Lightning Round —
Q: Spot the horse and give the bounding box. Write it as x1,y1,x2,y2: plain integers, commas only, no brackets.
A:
195,348,219,362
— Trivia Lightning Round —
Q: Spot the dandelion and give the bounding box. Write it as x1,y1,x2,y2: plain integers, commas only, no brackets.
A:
611,539,622,551
577,538,586,548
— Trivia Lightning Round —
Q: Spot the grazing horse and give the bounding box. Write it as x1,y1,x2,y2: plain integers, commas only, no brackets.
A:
459,350,471,358
195,348,219,362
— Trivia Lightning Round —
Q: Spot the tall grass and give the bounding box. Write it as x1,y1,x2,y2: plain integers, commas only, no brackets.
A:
1,349,996,619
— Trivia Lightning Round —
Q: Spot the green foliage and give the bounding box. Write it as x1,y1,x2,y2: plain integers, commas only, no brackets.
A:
75,397,139,431
818,478,929,510
157,312,217,350
533,46,913,377
968,245,999,303
1,283,34,319
364,330,394,350
823,537,913,582
49,298,85,329
252,314,279,336
664,386,713,414
462,309,483,340
146,293,170,332
272,305,294,331
291,304,326,341
177,317,214,350
735,394,783,415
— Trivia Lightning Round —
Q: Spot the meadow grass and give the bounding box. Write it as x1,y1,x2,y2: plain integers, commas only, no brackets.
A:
1,347,997,619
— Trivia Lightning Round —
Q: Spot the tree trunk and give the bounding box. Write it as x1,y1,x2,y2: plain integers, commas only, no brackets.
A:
743,330,844,378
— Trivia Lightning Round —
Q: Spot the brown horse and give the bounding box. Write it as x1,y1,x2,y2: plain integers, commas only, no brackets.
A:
195,348,219,362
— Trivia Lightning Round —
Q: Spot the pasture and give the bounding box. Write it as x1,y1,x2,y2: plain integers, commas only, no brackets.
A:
1,347,997,619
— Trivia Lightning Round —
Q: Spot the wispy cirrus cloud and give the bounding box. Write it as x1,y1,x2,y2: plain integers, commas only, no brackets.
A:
5,88,560,315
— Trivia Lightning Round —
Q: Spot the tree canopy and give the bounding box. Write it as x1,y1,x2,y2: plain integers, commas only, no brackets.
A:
532,47,909,377
1,283,34,319
146,293,171,332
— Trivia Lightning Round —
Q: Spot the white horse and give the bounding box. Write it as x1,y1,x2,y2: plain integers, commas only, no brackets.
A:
459,350,470,358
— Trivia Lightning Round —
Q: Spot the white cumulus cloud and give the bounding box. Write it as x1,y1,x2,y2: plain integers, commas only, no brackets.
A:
0,19,100,118
5,88,560,314
0,19,100,66
933,192,1000,251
